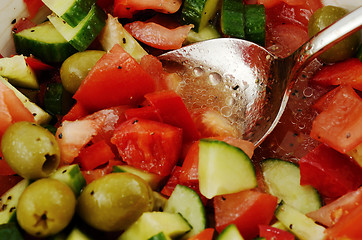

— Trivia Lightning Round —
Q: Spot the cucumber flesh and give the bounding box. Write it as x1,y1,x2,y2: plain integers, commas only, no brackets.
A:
66,227,92,240
181,0,221,32
163,184,206,239
198,139,257,199
275,201,325,240
221,0,245,38
216,224,244,240
261,159,321,214
42,0,96,27
0,179,30,224
148,232,171,240
118,212,192,240
48,4,107,51
0,55,38,89
13,21,77,63
186,24,221,44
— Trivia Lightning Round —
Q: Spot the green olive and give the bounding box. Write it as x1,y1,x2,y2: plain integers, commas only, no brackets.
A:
16,178,76,237
77,172,154,232
1,121,60,179
60,50,105,94
308,6,360,63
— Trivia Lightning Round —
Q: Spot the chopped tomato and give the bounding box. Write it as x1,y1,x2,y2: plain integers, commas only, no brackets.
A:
73,44,156,112
257,0,282,8
62,102,90,122
258,225,295,240
145,90,200,141
140,55,171,91
24,56,53,74
324,203,362,240
0,175,23,196
311,58,362,91
77,140,115,171
0,81,34,137
111,118,182,176
113,0,182,18
312,86,339,112
307,187,362,227
23,0,44,19
124,21,193,50
0,158,16,176
310,86,362,153
300,144,362,198
214,190,278,240
12,18,36,34
188,228,214,240
124,106,162,122
81,160,121,184
97,0,114,11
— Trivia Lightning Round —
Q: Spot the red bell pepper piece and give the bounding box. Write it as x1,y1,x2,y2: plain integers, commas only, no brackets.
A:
188,228,214,240
259,225,295,240
145,90,200,142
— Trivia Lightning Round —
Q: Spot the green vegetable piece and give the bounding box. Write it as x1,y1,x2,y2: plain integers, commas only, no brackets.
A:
244,4,265,46
221,0,245,38
44,82,73,115
308,6,360,63
0,223,24,240
148,232,171,240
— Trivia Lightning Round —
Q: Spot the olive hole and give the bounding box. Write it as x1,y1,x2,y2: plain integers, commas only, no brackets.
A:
42,154,59,175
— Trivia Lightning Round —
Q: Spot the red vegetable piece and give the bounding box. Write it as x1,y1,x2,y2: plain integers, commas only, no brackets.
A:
145,90,200,142
307,187,362,227
73,44,156,112
300,144,362,198
179,141,199,184
111,118,182,176
24,56,53,73
188,228,214,240
312,86,340,112
0,158,16,176
113,0,182,18
124,106,162,122
62,102,90,122
0,175,23,196
310,86,362,153
12,18,36,34
124,21,193,50
214,190,278,240
78,140,115,170
259,225,295,240
311,58,362,91
81,160,120,184
23,0,44,19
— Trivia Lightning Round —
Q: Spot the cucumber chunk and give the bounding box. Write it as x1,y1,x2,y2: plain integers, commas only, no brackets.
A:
0,76,52,125
48,4,107,51
13,21,77,63
216,224,244,240
66,227,92,240
118,212,192,240
261,159,321,214
186,25,221,44
0,55,38,89
198,139,257,199
0,223,24,240
42,0,97,27
0,179,30,224
244,4,265,46
221,0,245,38
49,164,86,197
164,184,206,239
148,232,171,240
181,0,221,32
275,201,325,240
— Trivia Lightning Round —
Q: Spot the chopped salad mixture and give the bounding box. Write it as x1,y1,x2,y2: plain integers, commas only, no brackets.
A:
0,0,361,239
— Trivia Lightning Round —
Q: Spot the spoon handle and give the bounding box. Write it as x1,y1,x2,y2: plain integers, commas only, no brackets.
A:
291,6,362,76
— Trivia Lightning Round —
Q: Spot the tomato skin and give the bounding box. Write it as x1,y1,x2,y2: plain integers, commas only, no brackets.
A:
12,18,36,34
124,106,162,122
0,175,23,196
111,118,182,176
312,86,339,112
188,228,214,240
300,144,362,198
259,225,295,240
214,190,278,240
145,90,200,142
124,21,193,50
23,0,44,19
73,44,156,112
307,187,362,227
310,86,362,153
62,102,90,122
0,159,16,176
24,56,53,73
311,58,362,91
77,140,115,170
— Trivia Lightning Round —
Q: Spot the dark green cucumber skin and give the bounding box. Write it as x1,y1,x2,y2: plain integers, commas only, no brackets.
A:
13,33,77,63
181,0,206,32
147,232,168,240
221,0,245,38
61,0,97,27
244,4,265,46
357,44,362,62
69,5,107,51
0,223,24,240
44,83,73,116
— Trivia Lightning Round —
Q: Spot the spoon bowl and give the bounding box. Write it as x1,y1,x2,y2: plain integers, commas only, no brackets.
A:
159,6,362,146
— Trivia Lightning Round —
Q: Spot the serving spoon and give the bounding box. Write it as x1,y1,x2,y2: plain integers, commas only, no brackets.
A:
158,6,362,146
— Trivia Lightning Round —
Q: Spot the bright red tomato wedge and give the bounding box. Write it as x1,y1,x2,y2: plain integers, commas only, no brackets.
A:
0,158,16,176
0,175,23,196
24,56,53,74
311,58,362,91
111,118,182,176
310,86,362,153
62,102,91,122
23,0,44,19
113,0,182,18
124,21,193,50
259,225,295,240
312,86,339,112
307,187,362,227
124,106,162,122
300,144,362,198
77,140,115,171
73,44,156,112
214,190,278,240
188,228,214,240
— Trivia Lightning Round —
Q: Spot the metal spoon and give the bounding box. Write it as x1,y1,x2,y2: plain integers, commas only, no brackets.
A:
158,6,362,146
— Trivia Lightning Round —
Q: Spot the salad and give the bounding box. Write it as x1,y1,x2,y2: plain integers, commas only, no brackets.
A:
0,0,361,239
